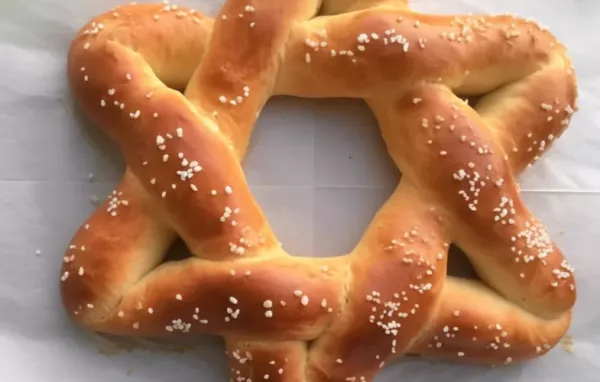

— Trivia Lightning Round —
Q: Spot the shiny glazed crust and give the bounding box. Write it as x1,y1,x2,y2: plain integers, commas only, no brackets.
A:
60,1,578,381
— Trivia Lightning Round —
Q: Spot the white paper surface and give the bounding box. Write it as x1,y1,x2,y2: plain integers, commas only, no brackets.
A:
1,0,599,381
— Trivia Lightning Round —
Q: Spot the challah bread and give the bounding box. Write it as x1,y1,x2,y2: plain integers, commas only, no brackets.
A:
61,1,578,380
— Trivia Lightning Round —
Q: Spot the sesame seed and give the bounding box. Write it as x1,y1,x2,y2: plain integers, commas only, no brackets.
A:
133,322,139,329
153,113,159,118
265,310,273,318
190,184,198,191
148,308,154,314
294,290,303,296
305,53,311,63
108,88,116,96
219,95,227,103
336,359,343,364
163,154,169,162
229,296,238,304
301,295,309,306
457,352,465,357
126,73,132,80
117,311,124,318
175,294,182,300
225,186,233,195
263,300,273,308
100,100,106,107
84,42,90,50
176,127,183,137
78,267,85,276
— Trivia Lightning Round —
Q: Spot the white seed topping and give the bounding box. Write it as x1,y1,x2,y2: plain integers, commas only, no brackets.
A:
301,295,309,306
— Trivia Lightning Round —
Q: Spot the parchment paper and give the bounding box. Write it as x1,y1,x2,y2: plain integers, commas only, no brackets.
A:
1,0,599,381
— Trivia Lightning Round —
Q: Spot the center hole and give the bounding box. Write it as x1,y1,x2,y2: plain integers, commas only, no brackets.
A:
244,96,400,257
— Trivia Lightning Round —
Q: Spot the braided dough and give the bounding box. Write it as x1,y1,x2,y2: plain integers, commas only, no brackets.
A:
61,0,579,380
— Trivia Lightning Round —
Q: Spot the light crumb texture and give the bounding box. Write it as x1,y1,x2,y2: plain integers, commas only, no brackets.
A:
61,1,579,381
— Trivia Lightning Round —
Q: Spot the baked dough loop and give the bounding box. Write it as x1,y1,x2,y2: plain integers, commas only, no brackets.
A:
61,1,579,380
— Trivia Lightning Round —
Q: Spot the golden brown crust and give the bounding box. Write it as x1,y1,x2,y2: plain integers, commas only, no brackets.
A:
368,83,576,319
407,277,571,365
61,1,579,380
60,170,175,323
306,182,448,381
226,340,308,382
